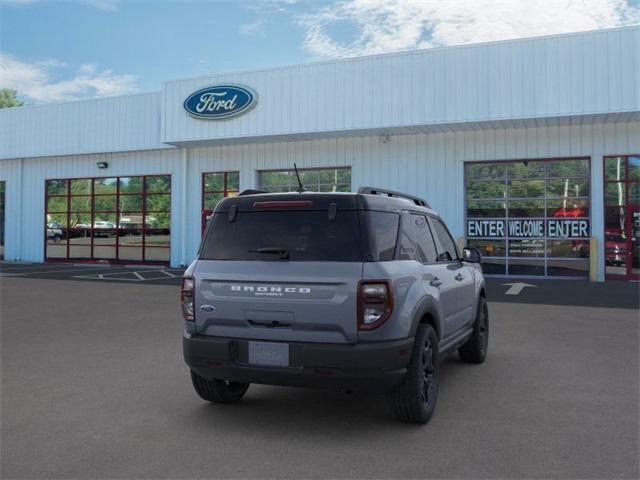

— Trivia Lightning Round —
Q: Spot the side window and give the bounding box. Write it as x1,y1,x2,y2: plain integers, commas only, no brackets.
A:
397,213,437,263
398,214,421,261
430,217,459,262
413,214,438,263
364,211,399,261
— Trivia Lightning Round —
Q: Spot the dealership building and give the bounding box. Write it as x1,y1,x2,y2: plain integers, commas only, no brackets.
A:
0,26,638,281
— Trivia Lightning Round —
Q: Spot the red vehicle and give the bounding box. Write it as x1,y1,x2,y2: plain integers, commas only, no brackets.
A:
553,207,585,218
605,230,628,266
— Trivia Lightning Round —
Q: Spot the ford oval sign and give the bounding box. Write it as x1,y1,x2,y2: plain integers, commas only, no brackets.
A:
183,84,257,120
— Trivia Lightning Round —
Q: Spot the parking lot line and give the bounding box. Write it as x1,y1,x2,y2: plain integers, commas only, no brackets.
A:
0,265,133,276
72,269,180,282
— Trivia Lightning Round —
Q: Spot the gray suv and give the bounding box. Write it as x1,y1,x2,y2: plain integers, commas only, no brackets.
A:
182,187,488,423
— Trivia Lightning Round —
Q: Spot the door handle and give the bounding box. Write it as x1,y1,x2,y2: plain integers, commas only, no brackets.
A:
429,277,442,288
455,273,465,281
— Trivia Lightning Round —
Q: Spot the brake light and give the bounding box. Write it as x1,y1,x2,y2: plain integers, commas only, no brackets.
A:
253,200,313,209
358,281,393,330
181,276,195,321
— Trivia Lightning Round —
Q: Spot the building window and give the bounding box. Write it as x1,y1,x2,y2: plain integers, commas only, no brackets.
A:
0,181,4,260
603,155,639,280
465,158,591,277
45,175,171,264
202,171,239,231
257,167,351,193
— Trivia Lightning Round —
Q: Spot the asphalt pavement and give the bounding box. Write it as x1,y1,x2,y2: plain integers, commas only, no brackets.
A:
1,271,638,479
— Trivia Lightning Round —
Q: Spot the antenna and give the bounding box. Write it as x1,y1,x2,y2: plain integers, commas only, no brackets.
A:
293,163,305,193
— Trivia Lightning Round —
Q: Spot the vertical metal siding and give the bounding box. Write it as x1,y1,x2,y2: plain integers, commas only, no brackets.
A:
162,27,639,145
0,149,184,265
0,92,169,159
180,121,638,278
1,121,637,278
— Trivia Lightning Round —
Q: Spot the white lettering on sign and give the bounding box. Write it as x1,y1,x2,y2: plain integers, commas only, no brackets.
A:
508,220,544,238
467,218,590,239
546,219,589,238
195,92,238,113
467,220,505,238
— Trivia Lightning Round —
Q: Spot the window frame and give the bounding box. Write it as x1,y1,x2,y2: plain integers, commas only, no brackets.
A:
201,171,240,233
44,174,171,265
256,166,351,193
602,155,640,281
464,157,592,278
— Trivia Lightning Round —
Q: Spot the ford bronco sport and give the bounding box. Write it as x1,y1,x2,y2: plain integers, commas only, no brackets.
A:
182,187,488,423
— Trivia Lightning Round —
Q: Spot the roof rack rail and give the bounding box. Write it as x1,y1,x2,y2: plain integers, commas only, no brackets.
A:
357,186,430,208
238,189,267,196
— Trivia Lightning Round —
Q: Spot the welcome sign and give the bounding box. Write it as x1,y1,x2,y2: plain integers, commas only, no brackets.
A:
184,84,257,119
467,219,590,239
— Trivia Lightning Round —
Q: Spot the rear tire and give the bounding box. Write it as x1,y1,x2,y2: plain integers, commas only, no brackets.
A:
389,324,438,424
190,370,249,404
458,297,489,364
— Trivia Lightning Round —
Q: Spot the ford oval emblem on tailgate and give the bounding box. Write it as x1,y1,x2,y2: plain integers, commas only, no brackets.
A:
183,84,257,120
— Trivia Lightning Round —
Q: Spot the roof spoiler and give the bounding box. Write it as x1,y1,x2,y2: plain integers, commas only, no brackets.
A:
357,186,430,208
238,189,267,196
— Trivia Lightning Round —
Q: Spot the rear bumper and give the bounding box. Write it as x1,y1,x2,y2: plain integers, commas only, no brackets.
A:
183,333,414,393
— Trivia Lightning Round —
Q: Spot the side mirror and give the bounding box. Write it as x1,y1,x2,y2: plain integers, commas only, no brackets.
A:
462,247,482,263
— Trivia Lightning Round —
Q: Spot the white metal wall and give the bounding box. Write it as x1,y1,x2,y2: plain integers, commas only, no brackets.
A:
0,92,169,160
162,27,639,145
1,120,638,280
0,149,184,265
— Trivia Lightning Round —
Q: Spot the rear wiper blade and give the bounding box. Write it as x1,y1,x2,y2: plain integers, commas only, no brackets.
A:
249,247,290,259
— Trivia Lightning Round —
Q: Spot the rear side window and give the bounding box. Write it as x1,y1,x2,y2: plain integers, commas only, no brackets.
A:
413,215,438,262
430,217,459,261
200,210,363,262
398,214,437,263
362,211,399,261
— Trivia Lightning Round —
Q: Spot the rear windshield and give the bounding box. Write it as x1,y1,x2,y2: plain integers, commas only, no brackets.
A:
200,210,364,262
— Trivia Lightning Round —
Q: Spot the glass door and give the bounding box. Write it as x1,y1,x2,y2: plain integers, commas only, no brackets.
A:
604,156,639,280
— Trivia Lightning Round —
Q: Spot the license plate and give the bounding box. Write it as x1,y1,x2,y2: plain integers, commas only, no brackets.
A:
248,341,289,367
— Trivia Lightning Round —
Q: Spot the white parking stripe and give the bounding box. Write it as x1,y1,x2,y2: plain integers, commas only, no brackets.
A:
0,266,132,276
71,269,180,282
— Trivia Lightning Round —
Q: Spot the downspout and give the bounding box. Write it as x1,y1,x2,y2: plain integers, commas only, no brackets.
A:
18,157,24,262
180,148,188,267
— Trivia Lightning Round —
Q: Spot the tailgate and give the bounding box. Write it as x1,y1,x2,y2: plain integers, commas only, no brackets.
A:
194,260,363,344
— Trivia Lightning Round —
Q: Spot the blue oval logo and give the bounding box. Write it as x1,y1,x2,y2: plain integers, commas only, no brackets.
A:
183,84,257,120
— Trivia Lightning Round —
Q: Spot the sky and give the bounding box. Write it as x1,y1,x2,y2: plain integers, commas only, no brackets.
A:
1,0,639,104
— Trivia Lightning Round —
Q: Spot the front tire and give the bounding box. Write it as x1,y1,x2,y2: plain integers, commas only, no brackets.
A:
389,324,438,424
458,296,489,364
190,370,249,404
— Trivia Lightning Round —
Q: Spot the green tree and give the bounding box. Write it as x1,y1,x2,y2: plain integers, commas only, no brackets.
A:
0,89,24,109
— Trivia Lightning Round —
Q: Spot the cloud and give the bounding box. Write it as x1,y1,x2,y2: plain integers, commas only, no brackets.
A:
298,0,640,58
85,0,119,12
0,53,138,102
239,19,266,36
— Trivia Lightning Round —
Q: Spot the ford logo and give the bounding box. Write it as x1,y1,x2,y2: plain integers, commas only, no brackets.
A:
183,84,257,120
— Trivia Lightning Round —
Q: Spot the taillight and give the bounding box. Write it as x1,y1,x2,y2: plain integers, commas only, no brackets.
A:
358,281,393,330
181,276,195,321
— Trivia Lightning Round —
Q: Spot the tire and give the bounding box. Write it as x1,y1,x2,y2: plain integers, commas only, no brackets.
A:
389,324,438,424
190,370,249,404
458,296,489,364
